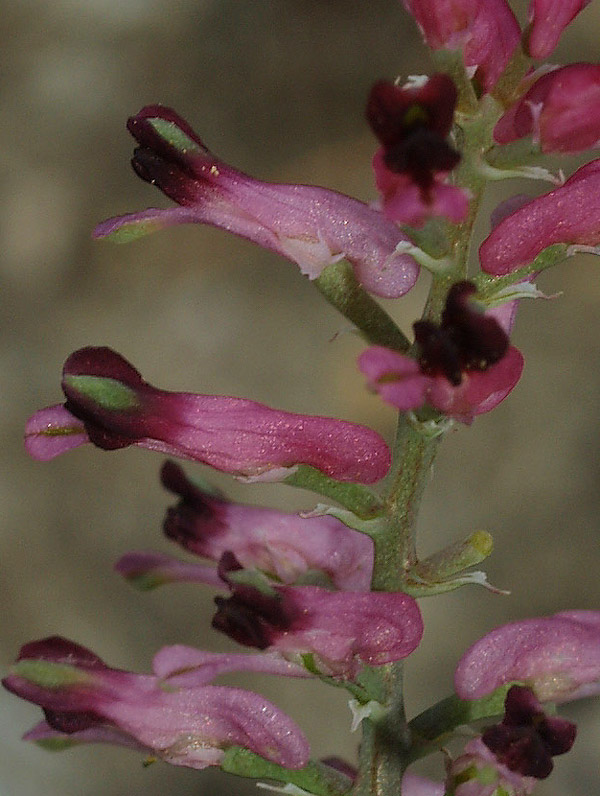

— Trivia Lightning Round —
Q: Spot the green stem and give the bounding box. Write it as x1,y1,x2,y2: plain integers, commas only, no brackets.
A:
370,417,441,589
406,687,510,765
221,748,353,796
354,663,410,796
315,261,410,351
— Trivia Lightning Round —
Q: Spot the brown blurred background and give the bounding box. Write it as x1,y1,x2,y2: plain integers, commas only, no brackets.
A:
2,1,600,794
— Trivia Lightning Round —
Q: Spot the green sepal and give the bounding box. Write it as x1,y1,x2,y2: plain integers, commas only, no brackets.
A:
148,118,202,155
98,217,165,243
221,748,353,796
10,660,92,690
63,376,140,412
227,568,278,597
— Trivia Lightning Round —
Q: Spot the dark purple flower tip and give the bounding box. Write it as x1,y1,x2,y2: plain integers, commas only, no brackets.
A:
161,460,223,550
482,686,577,780
367,75,460,191
213,553,294,650
414,281,509,385
17,636,107,670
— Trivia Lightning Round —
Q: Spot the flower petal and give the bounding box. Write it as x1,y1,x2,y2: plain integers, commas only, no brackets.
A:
479,160,600,275
454,612,600,703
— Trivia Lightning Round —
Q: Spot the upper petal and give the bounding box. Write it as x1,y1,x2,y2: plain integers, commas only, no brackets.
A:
479,160,600,275
454,612,600,703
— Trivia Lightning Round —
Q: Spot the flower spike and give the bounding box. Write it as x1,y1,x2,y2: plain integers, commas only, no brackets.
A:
24,347,391,484
93,105,419,299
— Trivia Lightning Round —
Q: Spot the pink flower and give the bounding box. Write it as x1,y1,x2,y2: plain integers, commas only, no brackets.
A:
401,0,520,92
454,611,600,704
93,105,419,299
358,282,523,423
24,347,391,484
494,63,600,153
525,0,592,59
212,554,423,679
2,636,310,769
159,460,374,591
366,75,468,227
480,160,600,275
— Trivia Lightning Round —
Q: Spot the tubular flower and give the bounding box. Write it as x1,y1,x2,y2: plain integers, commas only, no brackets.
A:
480,160,600,275
454,611,600,704
212,554,423,679
24,347,391,484
358,282,523,423
366,75,469,226
158,460,374,591
92,105,419,299
401,0,520,93
525,0,592,59
2,636,310,770
494,63,600,153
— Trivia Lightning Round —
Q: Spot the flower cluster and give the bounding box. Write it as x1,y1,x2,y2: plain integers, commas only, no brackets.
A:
6,0,600,793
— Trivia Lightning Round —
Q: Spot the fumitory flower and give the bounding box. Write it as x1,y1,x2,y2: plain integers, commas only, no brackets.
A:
525,0,592,59
480,159,600,275
24,346,391,484
494,63,600,153
158,460,374,591
2,636,310,770
400,0,520,93
211,553,423,679
358,281,523,423
454,610,600,704
366,74,469,226
93,104,420,299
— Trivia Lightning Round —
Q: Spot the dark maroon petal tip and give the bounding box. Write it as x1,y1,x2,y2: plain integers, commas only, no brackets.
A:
482,686,577,780
127,104,207,152
17,637,106,669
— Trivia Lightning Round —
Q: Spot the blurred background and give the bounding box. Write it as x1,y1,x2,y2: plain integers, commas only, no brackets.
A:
2,0,600,794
